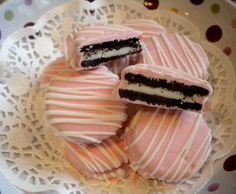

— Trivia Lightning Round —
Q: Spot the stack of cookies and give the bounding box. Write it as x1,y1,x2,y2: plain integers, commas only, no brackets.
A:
41,19,213,183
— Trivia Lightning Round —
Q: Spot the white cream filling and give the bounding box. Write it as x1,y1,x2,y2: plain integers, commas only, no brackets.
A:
126,84,202,104
84,47,136,61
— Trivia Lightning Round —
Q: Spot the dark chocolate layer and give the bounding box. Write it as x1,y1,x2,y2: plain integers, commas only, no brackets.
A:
124,73,209,97
118,89,202,111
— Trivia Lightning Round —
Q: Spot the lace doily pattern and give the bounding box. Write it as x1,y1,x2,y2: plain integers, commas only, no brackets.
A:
0,0,235,194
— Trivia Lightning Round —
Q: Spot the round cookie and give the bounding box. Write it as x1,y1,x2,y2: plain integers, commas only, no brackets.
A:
44,66,127,144
124,20,209,80
64,136,129,180
124,107,212,183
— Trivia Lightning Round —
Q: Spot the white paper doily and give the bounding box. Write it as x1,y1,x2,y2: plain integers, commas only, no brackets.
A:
0,0,235,194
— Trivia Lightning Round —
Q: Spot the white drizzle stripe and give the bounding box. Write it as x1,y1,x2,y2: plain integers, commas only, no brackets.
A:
71,135,102,144
46,88,118,98
139,31,164,36
46,110,126,120
48,86,116,92
127,109,161,149
61,68,117,77
55,132,115,143
49,118,122,127
52,77,116,86
45,100,125,111
57,74,118,80
167,115,202,182
136,110,176,165
46,92,118,101
56,131,115,137
62,133,103,144
46,92,124,99
141,110,180,171
55,73,118,79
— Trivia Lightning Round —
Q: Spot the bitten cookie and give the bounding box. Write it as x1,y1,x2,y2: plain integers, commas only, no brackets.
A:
116,64,212,112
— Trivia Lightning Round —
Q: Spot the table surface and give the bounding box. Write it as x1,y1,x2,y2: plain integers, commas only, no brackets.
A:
0,1,235,194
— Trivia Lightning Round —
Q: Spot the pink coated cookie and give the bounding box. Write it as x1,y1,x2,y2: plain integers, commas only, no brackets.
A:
66,24,142,70
64,136,129,180
124,107,212,183
44,66,127,144
124,20,209,79
116,63,213,112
